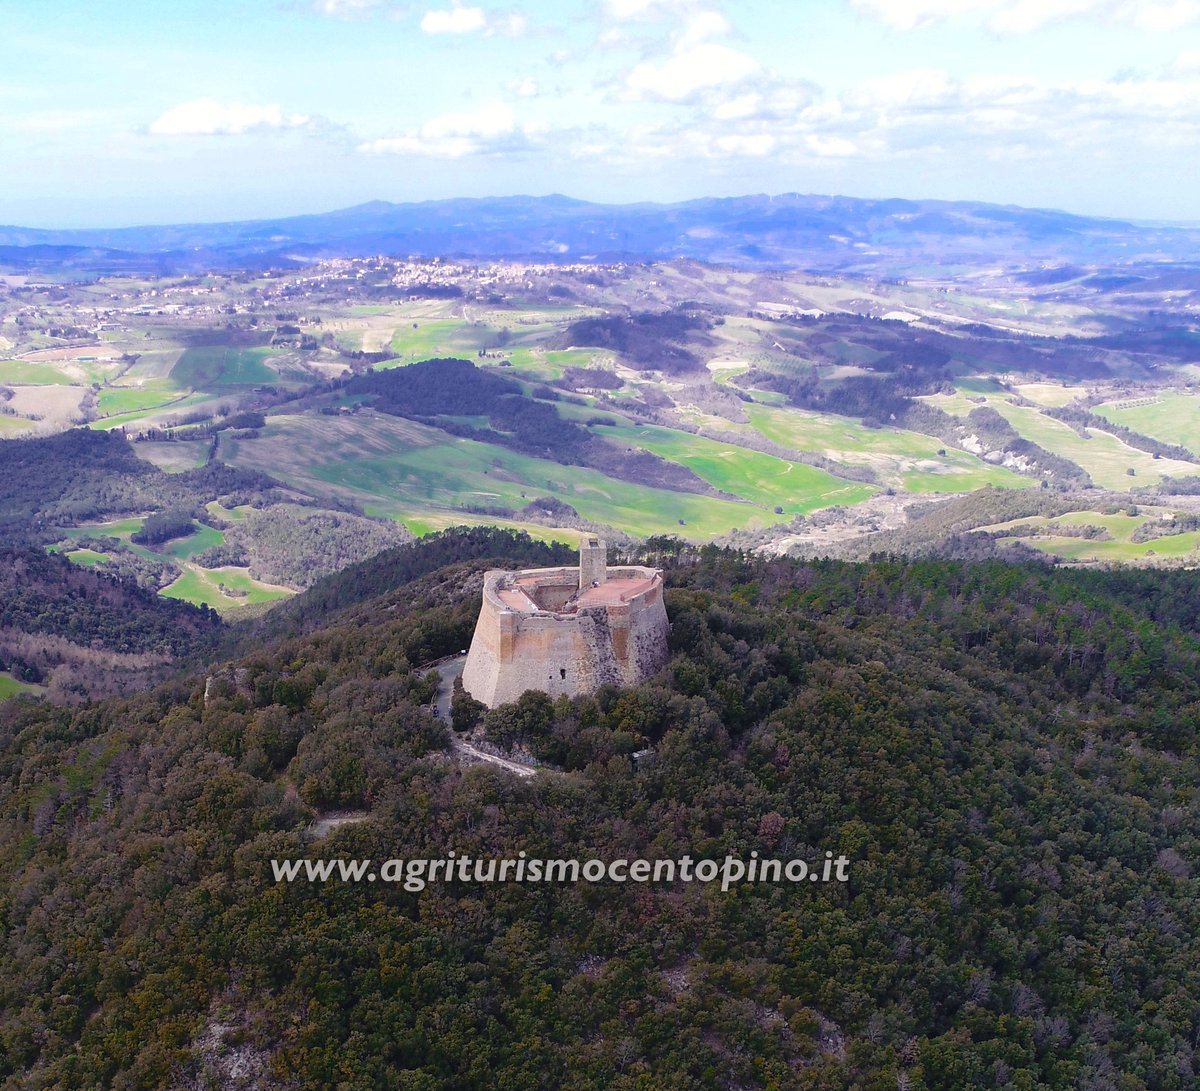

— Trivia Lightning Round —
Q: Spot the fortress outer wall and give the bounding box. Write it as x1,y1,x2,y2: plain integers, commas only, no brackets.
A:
461,564,669,708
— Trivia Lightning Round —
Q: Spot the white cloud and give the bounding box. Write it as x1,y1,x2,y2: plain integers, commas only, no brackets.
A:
419,5,527,36
1171,47,1200,72
507,76,540,97
987,0,1100,33
492,12,529,35
148,99,312,136
850,0,1200,31
420,5,487,33
849,0,994,31
1117,0,1200,29
358,101,528,157
607,0,695,18
713,133,776,156
849,67,953,107
625,41,759,100
712,92,761,119
575,59,1200,176
827,67,1200,160
806,133,860,157
313,0,383,14
679,10,732,44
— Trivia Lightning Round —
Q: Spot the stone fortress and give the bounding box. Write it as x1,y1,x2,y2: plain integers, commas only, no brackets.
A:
461,538,670,708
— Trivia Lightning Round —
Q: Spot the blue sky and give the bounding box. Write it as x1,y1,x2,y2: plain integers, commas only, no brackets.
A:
2,0,1199,226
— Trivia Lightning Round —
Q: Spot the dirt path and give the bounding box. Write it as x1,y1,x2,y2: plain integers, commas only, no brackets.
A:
428,655,537,779
431,654,467,723
309,811,369,838
452,736,537,778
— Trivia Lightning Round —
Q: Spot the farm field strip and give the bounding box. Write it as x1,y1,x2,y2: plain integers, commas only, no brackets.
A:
222,412,785,540
987,400,1200,489
170,345,282,388
393,510,584,545
0,416,36,435
744,402,1030,492
132,440,211,472
603,421,877,513
0,360,79,385
1095,392,1200,452
978,508,1200,563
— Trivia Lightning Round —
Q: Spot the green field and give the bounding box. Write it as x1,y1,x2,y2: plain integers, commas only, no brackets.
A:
59,516,146,540
206,501,252,522
981,510,1200,563
744,403,1030,492
0,672,43,700
605,422,876,513
88,392,214,431
0,360,77,385
171,345,279,387
915,391,990,417
499,348,611,381
53,517,288,613
379,310,595,368
0,415,36,435
988,401,1200,489
396,511,584,545
96,379,183,417
1095,393,1200,453
223,412,783,540
388,320,486,361
160,565,293,612
910,387,1200,488
119,349,186,380
162,523,224,560
65,547,113,567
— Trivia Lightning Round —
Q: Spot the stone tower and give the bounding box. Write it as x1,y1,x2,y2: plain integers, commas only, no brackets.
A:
461,541,669,708
579,537,607,589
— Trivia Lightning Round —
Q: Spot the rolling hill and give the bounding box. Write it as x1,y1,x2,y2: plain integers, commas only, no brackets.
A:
3,193,1200,277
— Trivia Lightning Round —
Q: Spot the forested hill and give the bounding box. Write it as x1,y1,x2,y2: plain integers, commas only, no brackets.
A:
242,524,577,640
2,546,1200,1088
0,429,280,544
3,193,1200,275
0,546,222,702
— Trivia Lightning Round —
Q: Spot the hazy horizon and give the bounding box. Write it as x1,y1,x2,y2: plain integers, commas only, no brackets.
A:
6,188,1200,236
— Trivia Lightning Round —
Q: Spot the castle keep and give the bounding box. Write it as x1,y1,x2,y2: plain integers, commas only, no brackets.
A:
461,538,669,707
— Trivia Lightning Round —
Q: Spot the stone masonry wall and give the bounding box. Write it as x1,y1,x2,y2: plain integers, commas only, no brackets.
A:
461,565,669,708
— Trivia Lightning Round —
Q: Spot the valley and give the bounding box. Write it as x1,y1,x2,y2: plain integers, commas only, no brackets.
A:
3,251,1199,607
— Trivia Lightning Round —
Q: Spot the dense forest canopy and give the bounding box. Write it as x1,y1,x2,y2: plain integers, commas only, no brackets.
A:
1,533,1198,1088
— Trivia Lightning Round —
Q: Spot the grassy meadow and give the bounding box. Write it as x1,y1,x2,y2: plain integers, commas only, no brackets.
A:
744,403,1030,492
1095,393,1200,453
53,515,294,614
981,509,1200,564
223,412,786,540
0,672,44,700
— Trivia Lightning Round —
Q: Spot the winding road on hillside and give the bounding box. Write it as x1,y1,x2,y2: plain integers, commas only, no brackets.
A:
429,655,537,779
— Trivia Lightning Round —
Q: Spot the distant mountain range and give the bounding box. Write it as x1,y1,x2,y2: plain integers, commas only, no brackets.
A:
2,193,1198,277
